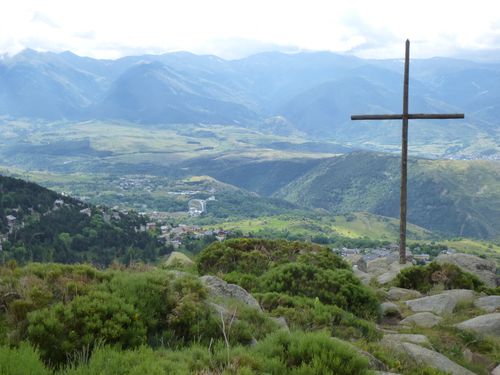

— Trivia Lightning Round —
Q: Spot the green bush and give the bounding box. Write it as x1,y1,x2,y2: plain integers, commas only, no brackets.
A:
396,262,485,293
252,330,371,374
256,292,381,341
27,290,146,365
260,263,379,319
197,238,339,276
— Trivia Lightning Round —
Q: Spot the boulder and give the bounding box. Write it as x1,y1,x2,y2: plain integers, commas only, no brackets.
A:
435,253,498,288
387,287,422,301
381,302,401,317
455,313,500,337
400,312,442,328
200,275,262,311
492,363,500,375
165,251,194,267
474,296,500,313
332,337,387,371
405,289,475,315
399,342,475,375
381,333,431,347
270,316,289,331
353,266,372,285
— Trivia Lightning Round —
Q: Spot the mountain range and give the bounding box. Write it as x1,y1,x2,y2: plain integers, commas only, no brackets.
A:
0,49,499,157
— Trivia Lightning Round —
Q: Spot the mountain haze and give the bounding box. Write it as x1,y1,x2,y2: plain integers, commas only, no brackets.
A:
0,49,498,158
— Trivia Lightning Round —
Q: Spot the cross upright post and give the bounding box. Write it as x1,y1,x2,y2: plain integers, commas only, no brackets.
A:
351,40,464,264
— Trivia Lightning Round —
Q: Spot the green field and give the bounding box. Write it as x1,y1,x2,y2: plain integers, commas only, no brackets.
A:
208,212,433,242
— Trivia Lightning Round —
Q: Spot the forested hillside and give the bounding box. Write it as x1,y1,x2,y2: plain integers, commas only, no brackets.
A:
0,175,162,265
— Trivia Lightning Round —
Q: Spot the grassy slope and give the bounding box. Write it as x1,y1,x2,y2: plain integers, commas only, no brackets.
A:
208,212,433,241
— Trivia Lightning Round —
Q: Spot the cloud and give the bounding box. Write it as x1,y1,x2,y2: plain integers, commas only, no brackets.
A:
31,12,59,29
197,38,304,59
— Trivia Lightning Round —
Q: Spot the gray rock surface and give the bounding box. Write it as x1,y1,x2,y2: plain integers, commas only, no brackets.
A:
270,316,289,331
400,312,443,328
353,266,372,285
200,275,262,311
400,342,475,375
381,302,401,317
435,253,498,287
332,337,387,371
387,287,422,301
474,296,500,313
492,363,500,375
455,313,500,336
405,289,475,315
382,333,431,347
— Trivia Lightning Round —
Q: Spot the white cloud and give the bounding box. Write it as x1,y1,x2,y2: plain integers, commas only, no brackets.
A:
1,0,500,59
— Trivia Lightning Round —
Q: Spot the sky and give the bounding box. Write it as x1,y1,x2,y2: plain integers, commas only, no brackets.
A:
1,0,500,60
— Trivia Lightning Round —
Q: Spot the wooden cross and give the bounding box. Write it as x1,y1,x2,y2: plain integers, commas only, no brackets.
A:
351,40,464,264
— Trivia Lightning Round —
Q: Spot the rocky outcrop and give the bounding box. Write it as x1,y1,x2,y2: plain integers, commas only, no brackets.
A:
405,289,475,315
356,254,412,285
400,312,443,328
435,253,498,288
399,342,475,375
455,313,500,337
386,287,422,301
492,363,500,375
381,302,401,318
270,317,289,331
200,275,262,311
381,334,431,347
474,296,500,313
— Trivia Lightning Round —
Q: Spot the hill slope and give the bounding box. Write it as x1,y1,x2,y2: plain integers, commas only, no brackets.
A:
273,153,500,238
0,174,161,265
0,50,498,158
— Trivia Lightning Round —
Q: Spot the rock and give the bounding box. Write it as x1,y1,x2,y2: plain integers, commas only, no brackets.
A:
353,266,372,285
462,348,493,369
400,342,475,375
270,316,289,331
165,251,194,267
400,312,443,328
435,253,498,288
200,275,262,311
382,333,431,347
455,313,500,337
492,363,500,375
474,296,500,313
332,338,387,371
377,270,401,285
345,254,363,265
381,302,401,317
387,287,422,301
405,289,475,315
357,348,387,371
374,372,400,375
442,289,476,301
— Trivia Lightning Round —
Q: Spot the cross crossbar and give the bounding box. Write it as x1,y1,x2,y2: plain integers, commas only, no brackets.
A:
350,39,465,264
351,113,464,121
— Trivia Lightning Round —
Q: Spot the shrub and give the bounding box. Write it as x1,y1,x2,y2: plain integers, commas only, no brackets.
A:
256,292,381,341
27,290,146,365
260,263,379,319
396,262,485,293
197,238,337,276
252,330,371,374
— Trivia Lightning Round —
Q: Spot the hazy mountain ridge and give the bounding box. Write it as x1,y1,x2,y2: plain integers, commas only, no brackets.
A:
0,49,499,154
